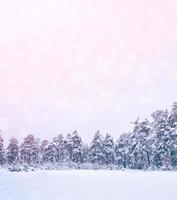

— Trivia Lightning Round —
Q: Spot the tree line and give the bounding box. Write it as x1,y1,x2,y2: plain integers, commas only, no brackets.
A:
1,102,177,171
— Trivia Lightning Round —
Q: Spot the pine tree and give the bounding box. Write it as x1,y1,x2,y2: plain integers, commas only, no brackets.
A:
102,133,114,165
7,137,19,165
168,102,177,128
170,128,177,168
167,103,177,168
89,131,104,165
151,110,171,169
115,133,131,168
82,144,89,163
42,143,56,164
20,134,38,165
40,140,49,154
129,119,153,169
52,134,65,165
63,133,73,163
0,135,5,165
39,140,49,164
70,131,83,163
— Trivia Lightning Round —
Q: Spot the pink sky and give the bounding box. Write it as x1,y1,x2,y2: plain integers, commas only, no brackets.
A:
0,0,177,141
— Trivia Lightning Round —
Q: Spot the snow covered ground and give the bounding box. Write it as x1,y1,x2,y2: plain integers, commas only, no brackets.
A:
0,170,177,200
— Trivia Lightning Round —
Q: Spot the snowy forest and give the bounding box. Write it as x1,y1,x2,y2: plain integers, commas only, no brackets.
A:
1,102,177,171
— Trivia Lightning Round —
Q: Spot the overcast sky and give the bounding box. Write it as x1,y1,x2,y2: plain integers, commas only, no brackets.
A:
0,0,177,142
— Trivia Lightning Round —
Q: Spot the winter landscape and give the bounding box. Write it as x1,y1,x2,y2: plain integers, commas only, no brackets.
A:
1,0,177,199
0,102,177,199
0,102,177,171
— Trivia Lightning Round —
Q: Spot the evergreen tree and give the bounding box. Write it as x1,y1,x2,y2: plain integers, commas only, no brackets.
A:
102,133,114,165
89,131,104,165
115,133,131,168
168,102,177,128
168,103,177,168
0,135,5,165
20,134,38,165
82,144,89,163
42,142,56,164
40,140,49,154
70,131,83,163
130,119,153,169
151,110,172,169
7,137,19,165
63,133,72,163
52,134,65,165
170,128,177,168
39,140,49,163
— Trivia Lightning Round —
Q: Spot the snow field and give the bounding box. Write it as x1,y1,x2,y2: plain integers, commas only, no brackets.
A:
0,170,177,200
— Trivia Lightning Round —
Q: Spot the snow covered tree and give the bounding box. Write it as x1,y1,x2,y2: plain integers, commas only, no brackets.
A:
34,138,40,165
102,133,115,165
52,134,65,165
167,103,177,168
168,102,177,128
70,131,83,163
39,140,49,164
63,133,73,163
115,133,131,168
89,131,104,165
129,119,153,169
42,142,56,164
0,135,5,165
82,144,90,163
40,140,49,154
2,101,177,170
170,133,177,168
20,134,38,165
6,137,19,165
151,110,172,169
